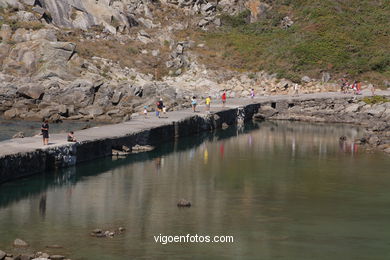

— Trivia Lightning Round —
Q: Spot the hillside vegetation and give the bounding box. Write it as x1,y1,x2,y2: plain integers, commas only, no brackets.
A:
196,0,390,85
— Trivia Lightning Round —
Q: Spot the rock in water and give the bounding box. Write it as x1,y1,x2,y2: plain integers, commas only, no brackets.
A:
118,227,125,232
0,250,6,260
177,199,191,207
13,239,29,247
12,132,25,139
131,144,154,153
49,255,65,260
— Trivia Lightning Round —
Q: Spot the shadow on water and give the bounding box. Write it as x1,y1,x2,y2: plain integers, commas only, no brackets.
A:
0,121,261,209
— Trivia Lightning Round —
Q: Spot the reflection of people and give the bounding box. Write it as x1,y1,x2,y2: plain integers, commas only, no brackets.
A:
67,131,77,142
39,193,47,218
41,119,49,145
219,144,224,159
204,149,208,164
155,157,162,174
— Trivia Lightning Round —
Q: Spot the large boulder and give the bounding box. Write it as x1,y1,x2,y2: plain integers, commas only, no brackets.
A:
2,39,78,79
0,249,6,260
0,0,24,9
0,24,12,42
253,105,278,121
35,0,136,33
17,84,44,99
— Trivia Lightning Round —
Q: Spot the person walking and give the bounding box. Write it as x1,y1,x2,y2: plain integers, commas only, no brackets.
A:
205,96,211,113
156,98,163,118
356,81,362,95
351,81,357,95
143,105,148,118
370,84,376,95
250,88,255,99
191,96,197,112
41,119,49,145
293,83,299,96
221,91,227,107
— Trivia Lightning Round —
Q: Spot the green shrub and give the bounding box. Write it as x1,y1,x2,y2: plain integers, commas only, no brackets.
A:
220,10,251,27
199,0,390,85
362,96,390,104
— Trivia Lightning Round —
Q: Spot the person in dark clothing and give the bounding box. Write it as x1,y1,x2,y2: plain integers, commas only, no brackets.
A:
67,131,77,142
41,119,49,145
157,98,163,118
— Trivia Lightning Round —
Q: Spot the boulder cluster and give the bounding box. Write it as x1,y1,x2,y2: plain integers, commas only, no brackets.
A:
0,239,69,260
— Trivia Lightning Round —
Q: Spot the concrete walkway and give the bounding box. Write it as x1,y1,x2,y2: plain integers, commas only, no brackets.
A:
1,90,389,158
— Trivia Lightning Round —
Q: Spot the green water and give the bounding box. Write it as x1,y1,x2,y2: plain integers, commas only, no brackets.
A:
0,121,390,260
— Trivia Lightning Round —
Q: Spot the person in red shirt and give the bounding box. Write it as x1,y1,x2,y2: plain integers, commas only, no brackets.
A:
221,91,227,107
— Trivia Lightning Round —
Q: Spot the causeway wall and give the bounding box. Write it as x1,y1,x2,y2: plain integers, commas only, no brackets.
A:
1,91,389,184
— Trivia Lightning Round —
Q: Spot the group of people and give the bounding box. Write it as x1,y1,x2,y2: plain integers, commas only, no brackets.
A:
340,78,364,95
40,119,77,146
141,89,259,117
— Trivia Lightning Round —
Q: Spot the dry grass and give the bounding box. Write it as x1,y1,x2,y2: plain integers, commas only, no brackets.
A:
59,31,171,79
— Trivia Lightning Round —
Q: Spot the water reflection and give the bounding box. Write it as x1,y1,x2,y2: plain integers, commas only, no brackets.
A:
0,121,388,260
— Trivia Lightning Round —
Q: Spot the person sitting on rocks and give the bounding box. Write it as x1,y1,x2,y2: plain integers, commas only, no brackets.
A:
67,131,77,142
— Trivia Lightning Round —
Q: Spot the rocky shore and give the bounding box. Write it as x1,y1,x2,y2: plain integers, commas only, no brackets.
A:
0,239,70,260
0,0,380,124
254,94,390,154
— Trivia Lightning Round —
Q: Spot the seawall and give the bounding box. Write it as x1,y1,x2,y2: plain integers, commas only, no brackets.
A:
1,91,389,184
0,105,259,183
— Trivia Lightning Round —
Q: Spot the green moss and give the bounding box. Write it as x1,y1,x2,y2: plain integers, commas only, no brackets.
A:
362,96,390,105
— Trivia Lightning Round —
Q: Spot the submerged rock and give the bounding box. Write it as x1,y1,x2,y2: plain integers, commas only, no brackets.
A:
177,199,191,207
131,144,154,153
118,227,125,233
13,239,29,247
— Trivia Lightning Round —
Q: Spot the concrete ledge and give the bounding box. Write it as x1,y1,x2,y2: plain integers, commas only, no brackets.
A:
1,90,389,184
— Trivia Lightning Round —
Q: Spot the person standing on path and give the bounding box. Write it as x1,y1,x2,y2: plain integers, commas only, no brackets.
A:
191,96,197,112
293,84,299,96
356,81,362,95
41,119,49,145
221,91,227,107
250,88,255,99
143,105,148,118
156,98,163,118
205,96,211,113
